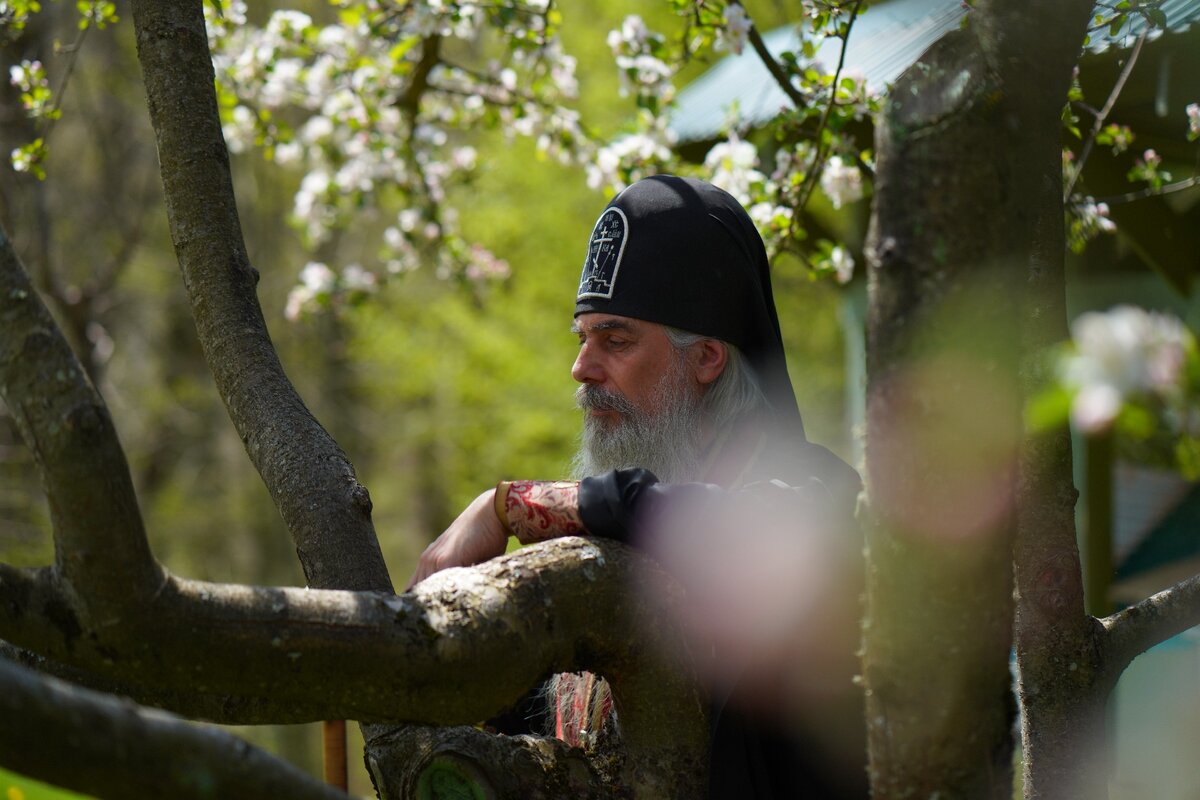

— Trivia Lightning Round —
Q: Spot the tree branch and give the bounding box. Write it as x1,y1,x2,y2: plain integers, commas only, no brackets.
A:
1094,174,1200,205
0,223,162,608
796,0,864,212
0,657,343,800
0,638,332,724
1063,25,1147,202
1101,572,1200,677
742,9,806,108
0,540,707,747
128,0,392,593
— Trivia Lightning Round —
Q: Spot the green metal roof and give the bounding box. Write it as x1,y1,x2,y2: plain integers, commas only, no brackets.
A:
1116,482,1200,581
670,0,1200,142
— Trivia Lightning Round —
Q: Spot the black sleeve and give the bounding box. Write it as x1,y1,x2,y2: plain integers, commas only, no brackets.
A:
577,468,659,543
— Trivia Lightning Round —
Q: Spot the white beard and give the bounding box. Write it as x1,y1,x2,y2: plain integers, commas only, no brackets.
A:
571,356,706,483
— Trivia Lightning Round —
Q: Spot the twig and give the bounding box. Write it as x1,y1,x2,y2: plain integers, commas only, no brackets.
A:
1063,25,1147,201
796,0,865,212
42,25,91,144
1101,572,1200,679
1094,174,1200,205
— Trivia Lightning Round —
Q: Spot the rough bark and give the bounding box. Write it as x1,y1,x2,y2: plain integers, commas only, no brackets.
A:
0,657,343,800
128,0,391,594
862,1,1103,795
365,725,623,799
1101,573,1200,674
0,537,707,793
863,21,1023,800
997,1,1116,798
0,539,699,720
0,224,162,611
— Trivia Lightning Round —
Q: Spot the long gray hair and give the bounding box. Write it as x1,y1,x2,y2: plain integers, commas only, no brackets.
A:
662,327,768,429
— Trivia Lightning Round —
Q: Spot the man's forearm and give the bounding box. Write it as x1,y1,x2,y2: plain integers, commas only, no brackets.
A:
496,480,585,543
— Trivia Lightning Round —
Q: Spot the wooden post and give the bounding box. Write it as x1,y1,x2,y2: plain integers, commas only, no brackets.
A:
323,720,347,792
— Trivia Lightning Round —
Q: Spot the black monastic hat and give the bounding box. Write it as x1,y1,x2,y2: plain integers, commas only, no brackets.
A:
574,175,804,437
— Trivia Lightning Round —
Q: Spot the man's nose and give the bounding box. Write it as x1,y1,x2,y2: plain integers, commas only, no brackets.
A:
571,345,603,384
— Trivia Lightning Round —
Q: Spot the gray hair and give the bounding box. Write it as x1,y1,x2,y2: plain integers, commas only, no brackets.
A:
662,326,768,428
555,330,770,748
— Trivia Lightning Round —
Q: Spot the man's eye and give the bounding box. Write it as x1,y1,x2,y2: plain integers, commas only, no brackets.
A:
607,338,628,349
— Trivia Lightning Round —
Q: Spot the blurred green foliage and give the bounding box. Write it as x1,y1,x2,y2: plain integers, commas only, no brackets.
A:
0,768,90,800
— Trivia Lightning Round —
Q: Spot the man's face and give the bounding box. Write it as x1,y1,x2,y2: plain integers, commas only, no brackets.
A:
571,313,706,481
570,313,690,419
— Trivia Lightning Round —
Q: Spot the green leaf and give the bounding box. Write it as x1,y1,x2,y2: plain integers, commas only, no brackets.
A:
1025,385,1073,432
1116,403,1156,439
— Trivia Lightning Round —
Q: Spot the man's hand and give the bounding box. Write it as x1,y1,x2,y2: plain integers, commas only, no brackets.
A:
405,489,509,590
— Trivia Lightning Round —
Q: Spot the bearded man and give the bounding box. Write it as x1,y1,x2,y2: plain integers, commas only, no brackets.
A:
407,175,866,798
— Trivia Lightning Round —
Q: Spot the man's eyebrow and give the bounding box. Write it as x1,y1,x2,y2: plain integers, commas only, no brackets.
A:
572,319,637,335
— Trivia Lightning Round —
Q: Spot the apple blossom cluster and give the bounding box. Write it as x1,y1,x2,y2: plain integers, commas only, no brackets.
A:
606,15,675,109
586,116,677,194
0,0,41,34
9,59,53,118
716,4,751,56
1055,306,1197,447
8,58,54,178
1188,103,1200,142
203,0,582,317
818,156,864,210
589,4,877,282
284,261,380,321
704,136,768,206
1066,197,1116,253
4,2,122,180
1127,147,1171,191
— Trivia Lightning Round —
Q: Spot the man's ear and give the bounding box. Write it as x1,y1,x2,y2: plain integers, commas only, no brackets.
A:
692,339,728,386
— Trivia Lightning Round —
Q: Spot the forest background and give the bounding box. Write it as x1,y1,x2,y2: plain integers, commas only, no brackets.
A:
0,0,850,794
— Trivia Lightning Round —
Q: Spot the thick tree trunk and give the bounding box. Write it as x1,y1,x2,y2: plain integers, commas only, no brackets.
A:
863,26,1020,796
863,2,1093,796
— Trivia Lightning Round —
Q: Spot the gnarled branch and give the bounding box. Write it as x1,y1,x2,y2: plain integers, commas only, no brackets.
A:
0,223,161,610
0,539,708,786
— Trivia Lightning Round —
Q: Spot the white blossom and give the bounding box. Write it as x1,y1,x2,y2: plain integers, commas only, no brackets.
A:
610,15,649,50
819,156,863,209
341,263,377,292
266,10,312,39
718,5,752,56
274,140,303,165
1188,103,1200,139
222,105,257,154
587,130,672,192
10,145,34,173
299,261,335,292
1079,200,1116,234
830,246,855,284
703,137,766,206
1061,305,1191,432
